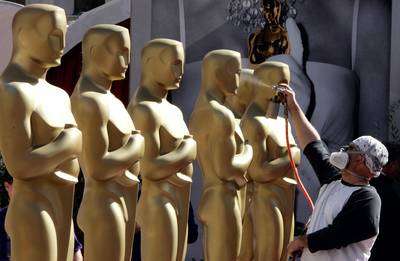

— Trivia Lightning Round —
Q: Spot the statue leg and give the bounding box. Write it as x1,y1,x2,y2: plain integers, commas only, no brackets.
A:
238,186,247,218
199,189,242,261
56,185,75,261
176,184,191,261
253,194,284,261
140,198,178,261
280,185,295,261
6,193,57,261
78,196,126,261
237,206,254,261
123,184,139,261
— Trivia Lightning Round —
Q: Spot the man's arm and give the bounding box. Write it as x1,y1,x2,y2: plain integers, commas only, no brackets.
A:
282,86,338,184
281,85,320,150
307,187,381,252
303,141,339,184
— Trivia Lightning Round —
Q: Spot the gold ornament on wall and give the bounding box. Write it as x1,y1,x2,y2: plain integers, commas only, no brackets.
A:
248,0,291,64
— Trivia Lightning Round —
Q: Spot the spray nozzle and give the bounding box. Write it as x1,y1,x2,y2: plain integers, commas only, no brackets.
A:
271,84,287,104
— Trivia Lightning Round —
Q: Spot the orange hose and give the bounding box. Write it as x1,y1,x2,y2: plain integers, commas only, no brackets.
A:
284,105,315,211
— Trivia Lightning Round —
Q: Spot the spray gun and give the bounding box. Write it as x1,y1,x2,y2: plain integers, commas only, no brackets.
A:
266,84,287,119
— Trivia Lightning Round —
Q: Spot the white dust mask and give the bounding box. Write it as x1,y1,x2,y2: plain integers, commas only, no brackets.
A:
329,151,349,170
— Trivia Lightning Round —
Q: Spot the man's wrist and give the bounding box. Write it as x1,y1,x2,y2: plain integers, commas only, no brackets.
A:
299,235,309,248
288,101,300,114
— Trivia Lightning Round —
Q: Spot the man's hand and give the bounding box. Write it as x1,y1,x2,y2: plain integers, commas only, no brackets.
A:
287,235,308,258
279,84,299,113
278,84,321,149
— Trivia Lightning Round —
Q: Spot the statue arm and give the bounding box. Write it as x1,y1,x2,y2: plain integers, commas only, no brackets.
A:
131,104,196,181
259,123,301,181
77,96,144,181
211,112,253,182
258,145,300,181
0,85,81,179
244,119,300,182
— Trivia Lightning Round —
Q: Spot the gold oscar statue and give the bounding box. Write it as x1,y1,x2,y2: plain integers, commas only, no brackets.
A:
224,69,257,261
241,61,301,261
0,4,81,261
225,68,256,217
71,25,144,261
189,50,253,261
127,38,196,261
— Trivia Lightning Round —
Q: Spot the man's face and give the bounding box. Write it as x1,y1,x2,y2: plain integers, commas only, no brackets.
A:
25,10,67,67
94,32,130,81
158,45,185,90
345,145,374,178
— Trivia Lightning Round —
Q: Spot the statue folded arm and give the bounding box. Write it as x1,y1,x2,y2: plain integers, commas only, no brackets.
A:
78,96,144,181
244,118,300,183
211,110,253,182
258,147,300,180
0,83,81,179
131,103,196,181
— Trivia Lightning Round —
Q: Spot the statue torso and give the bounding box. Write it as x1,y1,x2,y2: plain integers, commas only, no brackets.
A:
107,94,134,151
191,97,239,186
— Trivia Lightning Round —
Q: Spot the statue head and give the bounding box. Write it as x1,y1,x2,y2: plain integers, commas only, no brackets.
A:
12,4,67,68
141,38,184,90
201,49,241,96
263,0,282,24
82,24,130,81
225,68,255,117
254,61,290,101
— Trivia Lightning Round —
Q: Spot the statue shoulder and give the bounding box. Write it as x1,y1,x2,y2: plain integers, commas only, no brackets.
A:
266,117,294,148
76,93,109,122
0,82,34,111
209,101,235,135
242,116,268,138
170,103,185,118
46,82,71,101
130,101,157,118
128,101,158,131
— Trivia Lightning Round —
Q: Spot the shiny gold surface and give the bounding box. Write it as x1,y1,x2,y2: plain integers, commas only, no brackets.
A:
189,50,253,261
240,61,300,261
128,38,195,261
248,0,290,64
71,24,144,261
0,4,81,261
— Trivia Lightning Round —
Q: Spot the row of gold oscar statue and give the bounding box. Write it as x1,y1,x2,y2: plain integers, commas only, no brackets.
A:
0,4,300,261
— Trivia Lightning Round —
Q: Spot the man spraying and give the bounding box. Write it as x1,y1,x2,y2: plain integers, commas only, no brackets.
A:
283,86,388,261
